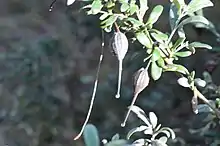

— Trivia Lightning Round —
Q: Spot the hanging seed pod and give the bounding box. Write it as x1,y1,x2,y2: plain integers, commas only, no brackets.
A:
111,31,129,98
121,67,150,127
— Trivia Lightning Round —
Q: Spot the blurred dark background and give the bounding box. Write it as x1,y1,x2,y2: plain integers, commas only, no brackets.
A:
0,0,220,146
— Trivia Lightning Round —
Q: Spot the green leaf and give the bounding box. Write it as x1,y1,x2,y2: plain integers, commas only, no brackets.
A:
178,16,210,28
157,57,165,68
151,31,168,43
189,42,212,49
83,124,100,146
126,17,143,27
169,3,179,31
130,4,139,15
151,48,161,61
147,5,163,25
172,37,185,51
99,13,109,20
170,0,185,13
120,3,129,12
89,0,103,15
151,61,162,80
187,0,213,14
175,51,192,57
138,0,148,21
101,15,118,27
136,31,152,48
165,64,189,74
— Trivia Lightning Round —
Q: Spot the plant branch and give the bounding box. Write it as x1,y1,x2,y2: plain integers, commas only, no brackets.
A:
195,87,220,119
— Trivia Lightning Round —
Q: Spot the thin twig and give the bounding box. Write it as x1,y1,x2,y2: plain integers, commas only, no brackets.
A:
74,30,105,140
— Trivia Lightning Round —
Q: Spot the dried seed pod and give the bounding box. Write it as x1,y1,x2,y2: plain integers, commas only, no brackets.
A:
111,31,129,98
121,67,149,127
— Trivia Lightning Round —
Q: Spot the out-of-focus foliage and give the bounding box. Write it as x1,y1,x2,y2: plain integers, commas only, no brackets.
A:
1,0,220,146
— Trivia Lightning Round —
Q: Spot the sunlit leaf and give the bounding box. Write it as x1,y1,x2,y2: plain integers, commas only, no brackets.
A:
177,77,190,87
178,16,210,28
157,58,165,68
101,15,118,28
99,13,109,20
151,61,162,81
130,105,151,126
172,37,185,51
166,64,189,74
130,4,139,15
149,112,158,128
67,0,76,6
138,0,148,21
151,31,168,43
147,5,164,25
89,0,103,15
136,31,152,48
121,3,130,12
189,42,212,49
126,17,143,27
175,51,192,57
151,48,161,61
83,124,100,146
187,0,213,14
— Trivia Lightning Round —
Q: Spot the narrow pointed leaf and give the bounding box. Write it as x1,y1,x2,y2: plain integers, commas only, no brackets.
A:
178,16,210,28
189,42,212,49
127,126,148,139
130,105,151,126
187,0,213,14
175,51,192,57
99,13,109,20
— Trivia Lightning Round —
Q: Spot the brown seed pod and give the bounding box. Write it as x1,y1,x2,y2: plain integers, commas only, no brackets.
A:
121,67,150,127
110,31,129,98
111,31,129,61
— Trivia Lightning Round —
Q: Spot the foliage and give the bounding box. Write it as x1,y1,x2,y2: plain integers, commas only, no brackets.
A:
83,106,175,146
63,0,220,145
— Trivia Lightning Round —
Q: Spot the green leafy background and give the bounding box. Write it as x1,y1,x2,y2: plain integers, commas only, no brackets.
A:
0,0,220,146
